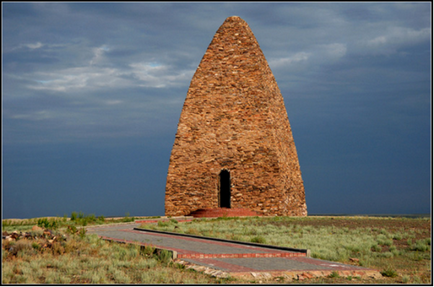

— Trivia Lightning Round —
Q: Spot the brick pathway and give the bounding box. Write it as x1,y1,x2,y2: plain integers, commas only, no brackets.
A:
87,223,381,280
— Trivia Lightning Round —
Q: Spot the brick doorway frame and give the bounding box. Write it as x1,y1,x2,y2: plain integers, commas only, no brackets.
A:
219,170,231,208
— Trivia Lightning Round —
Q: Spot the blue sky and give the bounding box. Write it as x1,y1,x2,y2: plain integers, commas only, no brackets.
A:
2,2,431,219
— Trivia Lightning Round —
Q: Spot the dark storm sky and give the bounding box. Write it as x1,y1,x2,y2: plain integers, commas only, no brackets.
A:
2,2,431,218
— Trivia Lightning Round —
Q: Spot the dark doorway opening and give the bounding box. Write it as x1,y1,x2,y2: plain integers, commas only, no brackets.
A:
219,170,231,208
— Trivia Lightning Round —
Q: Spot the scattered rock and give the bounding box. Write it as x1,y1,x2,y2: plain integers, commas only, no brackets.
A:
2,227,67,257
32,225,43,231
297,272,314,281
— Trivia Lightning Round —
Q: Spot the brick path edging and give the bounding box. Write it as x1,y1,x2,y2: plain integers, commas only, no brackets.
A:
133,227,310,256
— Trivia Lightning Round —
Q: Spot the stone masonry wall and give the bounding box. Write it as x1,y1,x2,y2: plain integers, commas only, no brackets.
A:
165,16,307,217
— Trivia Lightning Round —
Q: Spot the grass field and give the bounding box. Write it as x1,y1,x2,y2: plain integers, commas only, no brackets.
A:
2,214,230,284
2,214,431,284
142,215,432,284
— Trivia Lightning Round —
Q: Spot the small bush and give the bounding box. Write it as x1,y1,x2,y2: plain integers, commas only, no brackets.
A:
413,275,422,283
30,229,44,238
371,244,382,252
122,212,135,222
250,236,266,244
140,245,155,257
391,249,400,257
383,239,393,246
51,242,65,255
392,233,402,240
9,240,33,256
401,275,410,283
31,242,41,250
51,220,58,229
78,228,87,239
155,249,172,265
411,243,428,252
66,225,77,234
381,268,398,278
379,252,394,258
157,221,170,227
37,218,50,228
71,212,77,221
328,271,340,278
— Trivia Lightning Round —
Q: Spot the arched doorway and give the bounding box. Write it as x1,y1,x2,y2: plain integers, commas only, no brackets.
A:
219,170,231,208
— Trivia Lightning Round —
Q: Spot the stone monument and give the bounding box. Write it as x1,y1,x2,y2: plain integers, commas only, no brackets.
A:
165,16,307,217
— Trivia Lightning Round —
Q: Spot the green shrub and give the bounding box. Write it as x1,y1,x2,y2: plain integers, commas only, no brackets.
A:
155,249,172,265
376,234,390,245
381,268,398,277
31,242,41,250
88,214,96,222
328,271,340,278
80,218,88,226
122,213,135,222
383,239,393,246
29,229,44,238
67,224,78,234
392,233,402,240
71,212,77,221
158,221,170,227
37,218,50,228
411,242,428,252
140,245,155,257
78,228,87,239
413,275,422,283
401,275,410,283
250,236,266,244
371,244,382,252
379,252,394,258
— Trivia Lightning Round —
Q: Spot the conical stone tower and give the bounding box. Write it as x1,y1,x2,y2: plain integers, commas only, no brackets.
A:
165,16,307,217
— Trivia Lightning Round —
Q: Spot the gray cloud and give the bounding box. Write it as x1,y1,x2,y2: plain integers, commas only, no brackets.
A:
2,2,431,217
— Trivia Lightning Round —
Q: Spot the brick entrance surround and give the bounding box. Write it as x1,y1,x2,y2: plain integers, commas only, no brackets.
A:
188,208,258,218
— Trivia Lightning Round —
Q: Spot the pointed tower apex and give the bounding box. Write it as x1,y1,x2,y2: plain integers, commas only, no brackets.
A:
226,15,243,21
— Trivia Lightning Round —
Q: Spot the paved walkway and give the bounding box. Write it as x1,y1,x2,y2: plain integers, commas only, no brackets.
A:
87,222,381,280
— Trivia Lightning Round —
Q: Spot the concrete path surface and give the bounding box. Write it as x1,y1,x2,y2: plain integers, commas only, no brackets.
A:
87,222,381,281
